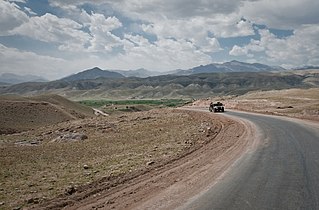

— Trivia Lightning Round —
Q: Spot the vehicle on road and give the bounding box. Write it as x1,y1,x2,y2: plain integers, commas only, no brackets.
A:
209,102,225,113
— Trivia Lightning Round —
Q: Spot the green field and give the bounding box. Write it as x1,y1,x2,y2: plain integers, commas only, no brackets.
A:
78,99,191,108
78,99,192,115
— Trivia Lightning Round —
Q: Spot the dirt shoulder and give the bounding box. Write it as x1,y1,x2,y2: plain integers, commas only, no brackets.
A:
191,88,319,122
50,109,256,210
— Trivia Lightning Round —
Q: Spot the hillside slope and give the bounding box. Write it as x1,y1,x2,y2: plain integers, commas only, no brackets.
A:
1,71,318,99
0,94,94,134
174,60,284,75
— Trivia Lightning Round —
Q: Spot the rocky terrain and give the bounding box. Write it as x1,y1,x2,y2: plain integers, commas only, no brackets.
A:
0,95,238,210
1,80,318,209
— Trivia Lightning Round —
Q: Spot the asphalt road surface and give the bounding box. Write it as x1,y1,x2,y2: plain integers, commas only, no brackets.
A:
181,110,319,210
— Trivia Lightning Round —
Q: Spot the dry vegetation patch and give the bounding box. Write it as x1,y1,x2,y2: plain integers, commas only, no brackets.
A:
0,109,220,209
191,88,319,121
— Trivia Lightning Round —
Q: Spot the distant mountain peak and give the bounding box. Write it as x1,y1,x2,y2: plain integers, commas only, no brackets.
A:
90,67,102,71
225,60,251,65
173,61,285,75
113,68,164,78
229,60,242,63
61,67,124,81
0,73,48,84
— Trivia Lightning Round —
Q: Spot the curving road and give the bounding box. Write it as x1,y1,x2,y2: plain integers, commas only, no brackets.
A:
182,110,319,210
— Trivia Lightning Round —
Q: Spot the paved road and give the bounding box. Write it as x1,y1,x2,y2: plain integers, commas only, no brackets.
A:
182,111,319,210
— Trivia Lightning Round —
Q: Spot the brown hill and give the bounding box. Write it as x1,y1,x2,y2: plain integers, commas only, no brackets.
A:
0,94,94,134
1,71,318,100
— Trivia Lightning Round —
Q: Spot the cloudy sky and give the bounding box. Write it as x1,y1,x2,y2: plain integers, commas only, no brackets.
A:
1,0,319,79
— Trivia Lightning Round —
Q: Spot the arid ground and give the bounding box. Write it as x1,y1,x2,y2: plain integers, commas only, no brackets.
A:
0,88,318,209
191,88,319,121
0,95,236,209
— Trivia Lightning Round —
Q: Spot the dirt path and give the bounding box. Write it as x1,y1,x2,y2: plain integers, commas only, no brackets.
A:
53,109,258,210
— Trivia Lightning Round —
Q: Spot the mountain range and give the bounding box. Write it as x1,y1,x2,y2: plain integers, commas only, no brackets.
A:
174,60,285,75
61,67,124,81
293,66,319,70
1,61,318,99
0,73,48,85
2,61,317,86
1,70,318,100
114,68,164,78
58,60,285,81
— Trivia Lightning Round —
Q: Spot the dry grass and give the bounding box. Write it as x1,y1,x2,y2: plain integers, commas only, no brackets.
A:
0,109,219,209
212,88,319,121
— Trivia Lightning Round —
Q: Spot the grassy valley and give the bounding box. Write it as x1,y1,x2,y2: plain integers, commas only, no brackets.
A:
78,99,191,114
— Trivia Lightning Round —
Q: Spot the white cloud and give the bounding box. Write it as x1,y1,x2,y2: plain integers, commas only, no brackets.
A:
87,31,122,52
2,0,319,77
9,10,124,53
116,34,212,70
24,7,37,16
141,15,250,54
240,0,319,29
48,0,319,31
206,16,254,38
8,0,26,3
229,39,264,57
45,1,255,57
230,25,319,66
11,13,90,50
229,45,248,56
88,13,122,32
0,44,68,79
85,13,123,52
201,37,222,53
50,0,255,38
0,0,28,35
261,25,319,66
98,0,256,20
0,43,124,80
49,1,78,11
111,1,255,39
